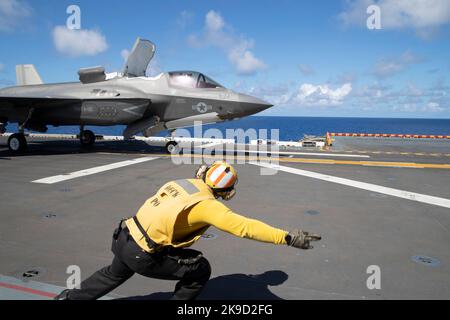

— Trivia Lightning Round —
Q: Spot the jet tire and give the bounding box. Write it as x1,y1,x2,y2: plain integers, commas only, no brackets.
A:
8,133,27,153
80,130,96,147
166,141,180,154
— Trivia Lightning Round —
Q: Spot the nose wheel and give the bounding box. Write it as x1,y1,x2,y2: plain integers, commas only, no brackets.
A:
80,130,96,147
165,141,180,154
8,133,27,153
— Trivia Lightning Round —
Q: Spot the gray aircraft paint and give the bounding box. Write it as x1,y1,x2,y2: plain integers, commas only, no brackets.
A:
0,38,272,140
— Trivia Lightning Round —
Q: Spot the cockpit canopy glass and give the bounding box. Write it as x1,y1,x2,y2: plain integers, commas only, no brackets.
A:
168,71,223,89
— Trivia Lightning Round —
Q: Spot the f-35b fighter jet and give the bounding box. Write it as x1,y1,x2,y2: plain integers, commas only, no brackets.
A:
0,38,272,153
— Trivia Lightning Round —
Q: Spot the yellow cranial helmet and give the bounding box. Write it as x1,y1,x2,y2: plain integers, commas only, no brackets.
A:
196,161,238,200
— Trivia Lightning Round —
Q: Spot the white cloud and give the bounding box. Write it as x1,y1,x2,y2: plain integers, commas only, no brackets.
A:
379,0,450,29
241,81,353,108
404,83,423,97
240,78,449,115
425,101,444,112
206,10,225,31
373,51,423,78
248,84,290,97
228,49,266,75
0,63,4,72
0,0,32,32
350,79,450,114
393,103,418,112
52,26,108,57
292,83,353,107
339,0,450,38
188,10,267,75
246,84,291,105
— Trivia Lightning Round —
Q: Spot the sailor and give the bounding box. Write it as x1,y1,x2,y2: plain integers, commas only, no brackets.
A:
54,161,321,300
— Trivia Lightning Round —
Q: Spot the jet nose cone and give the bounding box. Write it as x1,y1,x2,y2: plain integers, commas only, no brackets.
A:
238,94,274,116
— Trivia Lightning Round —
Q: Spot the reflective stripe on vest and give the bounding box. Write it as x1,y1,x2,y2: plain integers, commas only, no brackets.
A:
174,179,200,195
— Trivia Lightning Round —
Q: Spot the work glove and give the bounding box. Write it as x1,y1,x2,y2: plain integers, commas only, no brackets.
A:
286,230,322,249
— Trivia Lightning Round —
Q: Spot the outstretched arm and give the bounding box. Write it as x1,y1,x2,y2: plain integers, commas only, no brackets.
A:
188,199,289,245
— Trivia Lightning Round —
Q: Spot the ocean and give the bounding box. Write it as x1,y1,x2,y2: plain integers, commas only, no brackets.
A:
6,116,450,142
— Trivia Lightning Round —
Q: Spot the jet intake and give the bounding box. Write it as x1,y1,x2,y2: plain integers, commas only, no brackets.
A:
123,116,163,139
143,123,166,137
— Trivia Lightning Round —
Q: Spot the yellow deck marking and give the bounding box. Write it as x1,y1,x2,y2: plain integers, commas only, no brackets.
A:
120,153,450,169
276,157,450,169
338,150,446,157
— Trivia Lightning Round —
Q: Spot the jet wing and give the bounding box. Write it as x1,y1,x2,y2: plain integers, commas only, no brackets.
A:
122,38,156,78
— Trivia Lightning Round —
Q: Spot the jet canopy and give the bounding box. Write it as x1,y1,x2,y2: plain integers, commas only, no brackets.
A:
168,71,223,89
123,38,156,78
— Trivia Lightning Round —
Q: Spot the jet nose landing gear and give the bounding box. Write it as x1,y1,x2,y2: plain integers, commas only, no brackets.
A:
165,141,180,154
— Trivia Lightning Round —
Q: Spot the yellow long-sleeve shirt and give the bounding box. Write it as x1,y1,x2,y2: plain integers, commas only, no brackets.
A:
173,199,288,245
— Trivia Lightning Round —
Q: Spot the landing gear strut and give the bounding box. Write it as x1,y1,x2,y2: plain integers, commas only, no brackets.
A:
80,128,96,147
8,133,27,153
7,109,35,153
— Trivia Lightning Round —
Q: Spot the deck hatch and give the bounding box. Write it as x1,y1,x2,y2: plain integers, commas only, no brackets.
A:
411,255,441,267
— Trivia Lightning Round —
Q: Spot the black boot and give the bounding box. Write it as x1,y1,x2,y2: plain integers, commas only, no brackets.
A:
53,289,71,300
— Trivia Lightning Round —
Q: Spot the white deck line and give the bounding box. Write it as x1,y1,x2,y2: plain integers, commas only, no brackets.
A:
32,156,159,184
250,162,450,209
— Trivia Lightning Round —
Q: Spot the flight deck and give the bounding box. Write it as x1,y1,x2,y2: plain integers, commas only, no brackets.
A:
0,135,449,300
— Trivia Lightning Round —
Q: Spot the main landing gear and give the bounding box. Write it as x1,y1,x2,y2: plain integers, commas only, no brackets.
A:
79,126,96,148
6,109,34,154
8,133,27,153
6,122,97,153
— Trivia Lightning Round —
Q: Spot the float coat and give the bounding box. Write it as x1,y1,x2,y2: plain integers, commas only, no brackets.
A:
126,179,288,253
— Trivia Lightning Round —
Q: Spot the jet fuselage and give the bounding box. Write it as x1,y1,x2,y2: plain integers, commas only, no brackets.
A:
0,72,271,134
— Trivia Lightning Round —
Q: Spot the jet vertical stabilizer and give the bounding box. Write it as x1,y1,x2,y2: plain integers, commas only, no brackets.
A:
16,64,43,86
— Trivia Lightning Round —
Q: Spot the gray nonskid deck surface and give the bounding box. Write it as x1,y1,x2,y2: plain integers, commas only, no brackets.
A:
333,136,450,154
0,136,449,299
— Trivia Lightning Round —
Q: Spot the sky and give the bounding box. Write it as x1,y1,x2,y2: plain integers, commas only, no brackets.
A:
0,0,449,118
